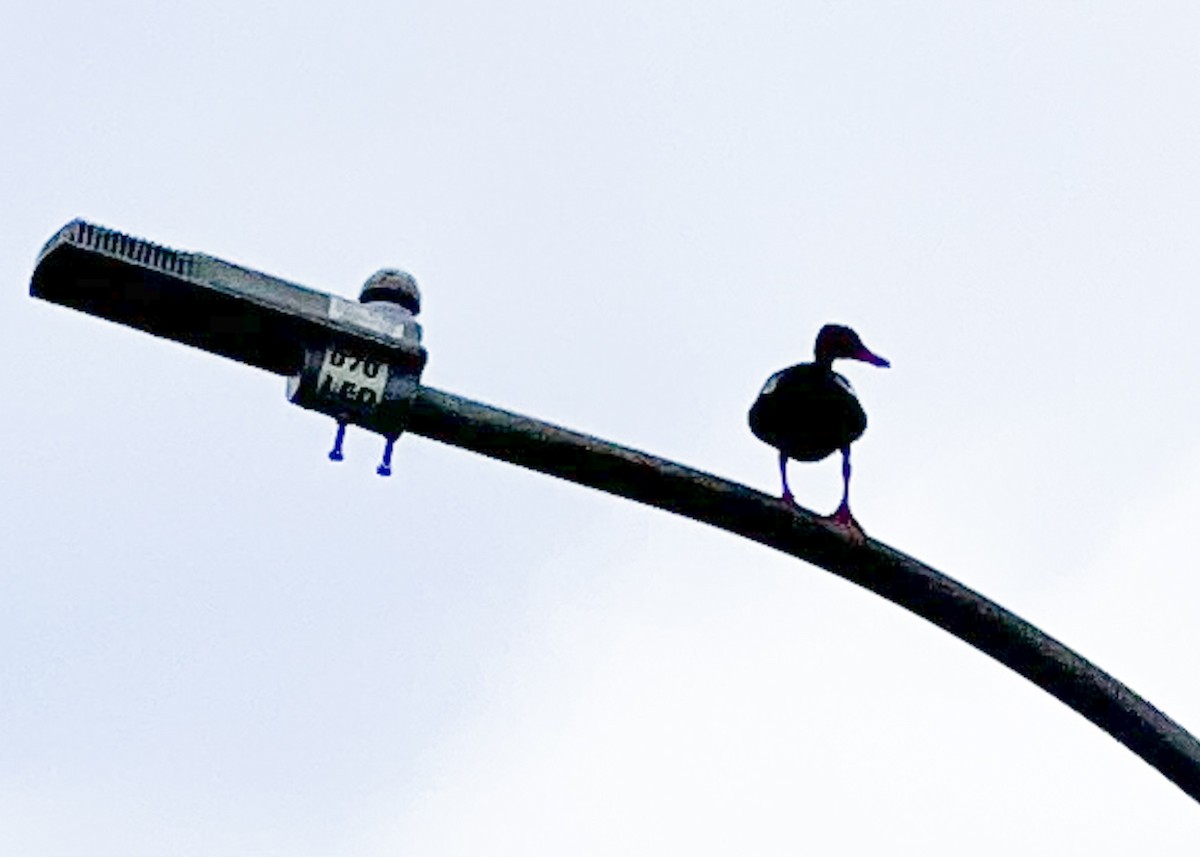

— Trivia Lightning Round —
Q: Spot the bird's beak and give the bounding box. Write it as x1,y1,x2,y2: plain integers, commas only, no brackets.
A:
853,346,890,368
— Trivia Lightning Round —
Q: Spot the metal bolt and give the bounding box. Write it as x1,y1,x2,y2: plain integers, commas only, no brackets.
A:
359,268,420,314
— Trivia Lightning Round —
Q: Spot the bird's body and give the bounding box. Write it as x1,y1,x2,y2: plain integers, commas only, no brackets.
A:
749,324,888,541
749,363,867,462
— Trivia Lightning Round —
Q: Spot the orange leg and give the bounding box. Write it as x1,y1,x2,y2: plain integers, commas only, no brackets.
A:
822,447,865,543
779,451,795,503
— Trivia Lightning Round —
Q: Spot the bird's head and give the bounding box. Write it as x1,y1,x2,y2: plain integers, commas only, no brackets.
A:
814,324,890,368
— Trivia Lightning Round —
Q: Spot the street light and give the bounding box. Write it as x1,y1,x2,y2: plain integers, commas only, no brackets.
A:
32,219,427,474
29,218,1200,804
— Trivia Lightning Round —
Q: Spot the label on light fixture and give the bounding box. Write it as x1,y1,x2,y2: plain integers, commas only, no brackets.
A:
314,345,389,410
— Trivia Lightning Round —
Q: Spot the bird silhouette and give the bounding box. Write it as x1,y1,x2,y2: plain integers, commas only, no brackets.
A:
749,324,889,542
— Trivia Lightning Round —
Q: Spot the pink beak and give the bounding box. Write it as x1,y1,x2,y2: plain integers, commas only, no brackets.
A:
853,346,890,368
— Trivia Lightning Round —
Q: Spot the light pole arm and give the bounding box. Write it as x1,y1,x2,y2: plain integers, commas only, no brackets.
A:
408,385,1200,804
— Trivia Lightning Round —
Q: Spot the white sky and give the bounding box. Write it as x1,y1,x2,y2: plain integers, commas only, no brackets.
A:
3,1,1199,853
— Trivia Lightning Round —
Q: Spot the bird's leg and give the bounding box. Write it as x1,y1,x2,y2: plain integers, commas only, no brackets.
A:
779,450,795,504
821,446,865,544
835,445,852,521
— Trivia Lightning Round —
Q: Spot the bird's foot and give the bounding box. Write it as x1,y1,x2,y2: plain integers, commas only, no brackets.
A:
819,503,866,545
781,488,796,505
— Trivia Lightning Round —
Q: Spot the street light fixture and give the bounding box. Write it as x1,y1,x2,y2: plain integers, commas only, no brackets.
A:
32,219,427,474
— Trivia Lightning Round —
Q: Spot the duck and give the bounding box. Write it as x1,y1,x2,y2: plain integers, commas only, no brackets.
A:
749,324,889,541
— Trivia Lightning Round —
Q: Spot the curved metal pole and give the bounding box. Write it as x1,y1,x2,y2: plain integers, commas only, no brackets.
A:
407,385,1200,803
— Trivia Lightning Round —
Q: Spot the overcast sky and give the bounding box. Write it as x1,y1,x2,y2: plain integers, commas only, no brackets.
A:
3,2,1199,853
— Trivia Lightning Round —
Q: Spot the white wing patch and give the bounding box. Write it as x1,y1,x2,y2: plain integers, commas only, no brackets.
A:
760,373,782,396
833,373,855,395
